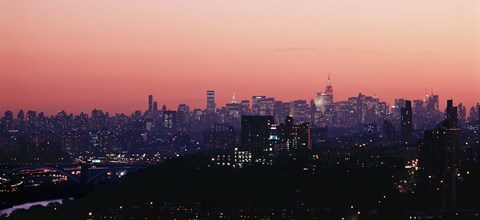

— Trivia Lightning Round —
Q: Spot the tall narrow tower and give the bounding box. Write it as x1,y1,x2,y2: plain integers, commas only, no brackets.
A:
325,74,333,95
148,95,153,113
206,90,216,113
315,74,334,111
401,100,413,143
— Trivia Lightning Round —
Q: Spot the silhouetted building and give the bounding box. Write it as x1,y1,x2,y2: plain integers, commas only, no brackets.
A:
401,100,413,143
445,99,458,129
252,96,275,116
241,115,274,150
278,116,310,151
148,95,153,114
418,100,460,210
310,126,328,150
206,90,216,113
203,124,238,150
163,111,177,131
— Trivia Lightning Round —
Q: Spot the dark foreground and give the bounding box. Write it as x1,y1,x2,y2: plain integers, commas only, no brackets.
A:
3,154,480,220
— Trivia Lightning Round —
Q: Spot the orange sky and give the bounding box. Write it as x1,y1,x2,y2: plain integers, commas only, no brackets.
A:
1,1,479,115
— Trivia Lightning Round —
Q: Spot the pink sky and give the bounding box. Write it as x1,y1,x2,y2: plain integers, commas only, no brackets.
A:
1,1,479,115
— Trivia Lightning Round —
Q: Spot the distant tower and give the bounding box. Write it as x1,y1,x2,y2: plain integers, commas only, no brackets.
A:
153,101,158,113
206,90,216,113
232,91,237,104
401,100,413,143
325,73,333,96
445,100,458,129
315,74,334,112
148,95,153,113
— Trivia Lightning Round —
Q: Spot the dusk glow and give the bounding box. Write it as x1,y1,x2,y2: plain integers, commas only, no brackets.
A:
1,1,479,114
2,2,480,219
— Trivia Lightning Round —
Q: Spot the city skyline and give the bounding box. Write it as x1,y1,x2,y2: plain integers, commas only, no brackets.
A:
1,1,480,219
0,83,477,117
1,1,479,114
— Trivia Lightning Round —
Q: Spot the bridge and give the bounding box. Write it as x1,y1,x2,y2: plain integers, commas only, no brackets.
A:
0,163,149,187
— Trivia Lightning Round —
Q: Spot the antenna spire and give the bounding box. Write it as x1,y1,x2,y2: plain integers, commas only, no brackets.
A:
232,90,237,104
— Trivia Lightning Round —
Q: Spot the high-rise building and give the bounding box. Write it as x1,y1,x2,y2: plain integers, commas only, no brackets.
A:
419,127,460,209
177,104,190,128
252,96,275,116
153,101,158,113
241,115,274,150
445,99,458,129
206,90,216,113
457,103,466,129
203,124,238,150
163,110,177,130
148,95,153,113
401,100,413,143
315,74,334,112
278,116,311,151
418,100,460,210
240,100,251,115
290,100,309,124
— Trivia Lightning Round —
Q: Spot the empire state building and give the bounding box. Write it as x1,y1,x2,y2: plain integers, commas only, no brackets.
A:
315,74,334,112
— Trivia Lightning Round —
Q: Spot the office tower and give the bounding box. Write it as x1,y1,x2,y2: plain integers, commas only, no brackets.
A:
153,101,158,113
457,103,466,129
444,100,458,129
290,100,309,124
315,74,334,113
177,104,190,127
2,111,13,132
393,98,406,123
273,101,289,125
413,99,426,130
278,116,311,151
252,96,266,115
203,124,238,150
401,100,413,143
240,100,251,115
17,110,25,121
310,126,328,149
418,100,460,210
468,106,477,123
148,95,153,113
241,115,274,149
206,90,216,113
426,93,440,113
382,120,395,140
163,111,177,130
252,96,275,116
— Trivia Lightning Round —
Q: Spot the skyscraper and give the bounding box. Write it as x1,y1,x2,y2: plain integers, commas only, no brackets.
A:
153,101,158,113
206,90,216,113
148,95,153,113
401,100,413,143
315,74,334,112
251,96,275,116
203,124,238,150
445,99,458,129
241,115,274,150
278,116,311,151
418,101,460,210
